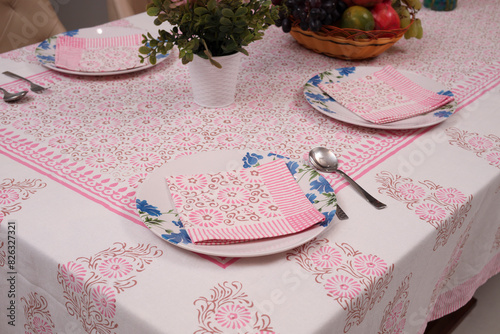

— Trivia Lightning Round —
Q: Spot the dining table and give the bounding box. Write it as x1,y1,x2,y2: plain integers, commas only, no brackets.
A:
1,0,499,333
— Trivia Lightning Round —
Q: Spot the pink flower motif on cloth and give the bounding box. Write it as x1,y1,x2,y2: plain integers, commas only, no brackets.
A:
172,132,202,147
325,275,362,299
89,134,120,149
194,281,276,333
57,243,162,333
353,254,388,276
97,257,133,278
435,187,467,204
486,152,500,167
257,200,280,218
166,159,325,244
32,316,54,333
189,209,225,227
173,174,208,191
377,172,473,251
129,152,161,168
311,246,342,268
446,128,500,169
217,187,251,205
318,65,455,124
21,292,56,334
0,189,20,205
91,285,117,318
467,136,494,150
415,203,447,221
60,262,86,293
13,117,42,130
397,183,426,200
215,304,252,329
85,153,117,169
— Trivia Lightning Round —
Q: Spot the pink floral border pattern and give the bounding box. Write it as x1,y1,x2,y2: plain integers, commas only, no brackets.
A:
57,242,163,333
286,238,394,333
21,292,56,334
375,172,473,250
378,273,412,334
0,178,47,267
193,281,275,333
423,219,473,325
445,128,500,168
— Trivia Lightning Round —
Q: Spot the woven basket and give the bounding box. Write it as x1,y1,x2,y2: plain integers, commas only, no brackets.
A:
289,9,414,60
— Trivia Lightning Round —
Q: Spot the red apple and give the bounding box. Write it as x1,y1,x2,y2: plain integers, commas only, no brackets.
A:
371,2,401,30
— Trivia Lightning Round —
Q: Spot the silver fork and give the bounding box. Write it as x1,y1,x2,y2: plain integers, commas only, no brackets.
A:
3,71,47,93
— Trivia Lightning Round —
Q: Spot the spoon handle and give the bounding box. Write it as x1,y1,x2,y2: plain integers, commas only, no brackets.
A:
336,169,387,209
335,204,349,220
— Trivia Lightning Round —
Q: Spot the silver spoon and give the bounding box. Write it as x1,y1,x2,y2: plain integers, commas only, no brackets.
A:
0,87,27,102
309,147,387,210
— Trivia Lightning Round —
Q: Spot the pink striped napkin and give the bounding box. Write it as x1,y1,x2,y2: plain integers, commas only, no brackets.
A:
55,34,146,72
166,159,325,245
318,65,455,124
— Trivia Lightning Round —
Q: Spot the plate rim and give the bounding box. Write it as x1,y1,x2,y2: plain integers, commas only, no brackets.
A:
135,150,337,258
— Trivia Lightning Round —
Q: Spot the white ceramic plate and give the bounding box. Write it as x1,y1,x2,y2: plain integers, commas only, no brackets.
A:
135,150,338,258
304,66,457,130
35,27,169,76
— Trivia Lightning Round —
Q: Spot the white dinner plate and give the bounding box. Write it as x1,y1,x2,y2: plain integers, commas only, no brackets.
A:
135,150,338,258
35,27,169,76
304,66,457,130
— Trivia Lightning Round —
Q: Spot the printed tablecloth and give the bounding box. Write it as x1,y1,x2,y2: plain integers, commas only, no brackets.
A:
1,1,500,333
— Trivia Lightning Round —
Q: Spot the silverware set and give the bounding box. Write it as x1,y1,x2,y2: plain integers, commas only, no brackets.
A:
0,71,48,102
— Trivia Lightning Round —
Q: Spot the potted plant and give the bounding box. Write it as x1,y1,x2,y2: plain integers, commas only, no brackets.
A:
140,0,278,107
140,0,279,67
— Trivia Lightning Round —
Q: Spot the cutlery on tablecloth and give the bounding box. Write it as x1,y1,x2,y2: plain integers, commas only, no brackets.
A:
309,147,387,210
335,204,349,220
0,87,28,102
3,71,47,93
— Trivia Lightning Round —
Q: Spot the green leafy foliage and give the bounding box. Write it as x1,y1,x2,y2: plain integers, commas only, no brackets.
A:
140,0,279,67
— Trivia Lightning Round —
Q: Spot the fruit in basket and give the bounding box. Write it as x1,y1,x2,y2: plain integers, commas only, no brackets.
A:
340,5,375,30
371,2,400,30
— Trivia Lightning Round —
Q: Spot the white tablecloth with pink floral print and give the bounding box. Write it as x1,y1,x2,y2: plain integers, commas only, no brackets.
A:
1,1,500,333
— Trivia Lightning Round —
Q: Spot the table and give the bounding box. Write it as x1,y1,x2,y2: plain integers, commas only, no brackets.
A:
1,1,499,333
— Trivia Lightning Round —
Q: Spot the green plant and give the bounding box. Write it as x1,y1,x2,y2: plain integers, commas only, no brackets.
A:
140,0,279,68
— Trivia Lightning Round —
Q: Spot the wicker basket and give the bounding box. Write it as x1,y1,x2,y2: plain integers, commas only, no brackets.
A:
289,9,414,60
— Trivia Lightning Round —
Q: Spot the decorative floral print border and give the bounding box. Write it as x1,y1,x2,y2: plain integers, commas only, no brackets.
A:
446,128,500,168
21,292,56,334
193,281,275,333
378,274,412,334
286,238,394,333
424,219,473,324
375,172,472,250
57,242,162,333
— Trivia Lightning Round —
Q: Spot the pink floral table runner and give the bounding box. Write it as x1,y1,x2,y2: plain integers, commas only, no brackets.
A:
1,1,500,333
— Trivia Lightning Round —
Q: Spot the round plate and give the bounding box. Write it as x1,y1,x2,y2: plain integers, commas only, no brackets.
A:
135,150,337,258
35,27,169,76
304,66,457,130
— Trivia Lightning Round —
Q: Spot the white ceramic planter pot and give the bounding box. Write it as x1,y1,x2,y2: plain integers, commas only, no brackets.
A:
187,52,242,108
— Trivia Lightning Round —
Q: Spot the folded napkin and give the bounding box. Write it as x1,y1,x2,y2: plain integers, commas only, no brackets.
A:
318,65,455,124
55,34,146,72
166,159,325,245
